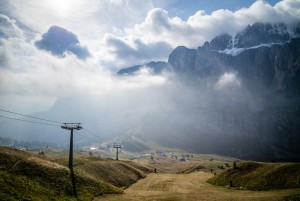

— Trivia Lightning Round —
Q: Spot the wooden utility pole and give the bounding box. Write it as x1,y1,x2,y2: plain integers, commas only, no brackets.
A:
61,123,82,197
113,144,121,160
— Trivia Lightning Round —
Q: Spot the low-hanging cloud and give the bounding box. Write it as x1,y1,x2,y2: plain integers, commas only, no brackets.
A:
0,15,288,160
216,72,241,90
0,1,299,161
0,21,170,115
103,34,172,67
1,0,299,112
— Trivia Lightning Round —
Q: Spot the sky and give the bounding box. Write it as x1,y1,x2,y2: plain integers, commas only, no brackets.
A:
0,0,300,115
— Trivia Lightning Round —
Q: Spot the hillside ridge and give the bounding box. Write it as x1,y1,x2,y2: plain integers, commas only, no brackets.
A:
0,147,152,200
208,161,300,191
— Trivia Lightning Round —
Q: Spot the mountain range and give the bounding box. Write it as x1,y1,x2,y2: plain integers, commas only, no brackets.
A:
117,22,300,161
1,22,299,161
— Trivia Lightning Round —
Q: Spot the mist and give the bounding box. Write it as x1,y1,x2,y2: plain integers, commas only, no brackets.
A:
1,30,299,161
1,1,300,162
1,59,268,156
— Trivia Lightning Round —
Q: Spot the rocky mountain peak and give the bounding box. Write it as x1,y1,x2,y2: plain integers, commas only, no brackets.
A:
234,22,291,48
209,34,233,51
202,22,300,52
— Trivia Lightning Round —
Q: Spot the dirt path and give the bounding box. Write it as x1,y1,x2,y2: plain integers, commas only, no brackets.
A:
95,172,300,201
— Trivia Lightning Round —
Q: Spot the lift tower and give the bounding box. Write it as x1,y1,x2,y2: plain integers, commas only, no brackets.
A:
61,123,82,169
113,144,122,160
61,123,82,196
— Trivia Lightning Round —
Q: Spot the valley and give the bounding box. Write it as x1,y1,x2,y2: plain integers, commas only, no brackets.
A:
1,147,299,201
1,1,300,201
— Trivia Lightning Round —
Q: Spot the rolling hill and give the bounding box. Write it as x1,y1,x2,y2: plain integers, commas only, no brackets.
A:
0,147,152,200
208,161,300,191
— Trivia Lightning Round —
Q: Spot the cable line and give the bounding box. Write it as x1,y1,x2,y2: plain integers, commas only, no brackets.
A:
74,131,102,144
82,128,103,140
0,114,60,127
0,108,104,144
0,108,62,124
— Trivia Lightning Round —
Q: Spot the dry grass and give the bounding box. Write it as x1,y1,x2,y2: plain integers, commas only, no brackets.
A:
208,162,300,190
137,154,234,174
75,159,153,188
96,172,300,201
2,147,299,201
0,147,152,200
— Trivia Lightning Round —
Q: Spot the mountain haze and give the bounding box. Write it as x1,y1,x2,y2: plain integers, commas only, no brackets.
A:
120,22,300,161
1,22,299,161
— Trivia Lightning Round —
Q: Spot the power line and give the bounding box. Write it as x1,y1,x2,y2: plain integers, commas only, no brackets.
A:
82,128,103,140
0,108,106,145
74,131,102,144
0,114,60,127
0,108,62,124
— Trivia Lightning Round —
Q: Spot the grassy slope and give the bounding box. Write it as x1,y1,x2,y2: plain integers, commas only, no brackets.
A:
0,147,151,201
97,172,300,201
138,154,237,174
208,161,300,191
66,158,153,188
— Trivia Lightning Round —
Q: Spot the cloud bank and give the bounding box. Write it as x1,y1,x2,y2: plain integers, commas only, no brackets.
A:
125,0,300,48
1,0,300,68
98,0,300,66
0,0,300,114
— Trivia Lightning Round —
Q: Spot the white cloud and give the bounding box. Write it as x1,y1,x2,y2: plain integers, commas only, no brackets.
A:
125,0,300,49
96,0,300,67
0,0,153,44
0,17,168,113
0,14,24,38
102,33,172,67
2,0,299,69
1,0,300,114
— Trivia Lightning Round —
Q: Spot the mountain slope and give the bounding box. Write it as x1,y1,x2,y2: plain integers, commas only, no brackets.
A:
208,161,300,191
164,24,300,161
0,147,152,200
126,22,300,161
97,171,300,201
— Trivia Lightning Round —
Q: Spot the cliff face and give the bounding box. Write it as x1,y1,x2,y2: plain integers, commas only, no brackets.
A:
164,23,300,161
113,22,300,161
169,36,300,94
